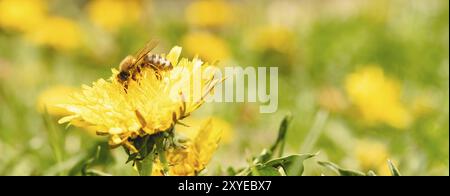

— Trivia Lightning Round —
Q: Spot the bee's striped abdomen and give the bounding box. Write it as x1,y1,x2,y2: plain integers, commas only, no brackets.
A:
146,54,173,71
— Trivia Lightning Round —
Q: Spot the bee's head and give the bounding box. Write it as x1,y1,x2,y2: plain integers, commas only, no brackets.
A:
118,71,130,82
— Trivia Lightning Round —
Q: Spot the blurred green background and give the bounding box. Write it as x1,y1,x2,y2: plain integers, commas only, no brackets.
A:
0,0,448,176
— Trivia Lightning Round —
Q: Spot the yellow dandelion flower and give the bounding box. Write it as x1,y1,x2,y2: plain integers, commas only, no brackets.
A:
0,0,48,32
355,139,391,176
58,46,219,152
345,66,412,129
182,31,231,62
37,85,79,116
26,16,83,50
86,0,142,32
186,0,234,28
174,116,233,144
209,117,233,144
152,119,221,176
247,25,295,54
37,85,100,135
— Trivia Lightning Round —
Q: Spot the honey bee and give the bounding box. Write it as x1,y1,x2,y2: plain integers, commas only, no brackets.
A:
117,40,173,90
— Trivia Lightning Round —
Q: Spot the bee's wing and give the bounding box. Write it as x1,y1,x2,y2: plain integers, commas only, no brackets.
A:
134,39,159,65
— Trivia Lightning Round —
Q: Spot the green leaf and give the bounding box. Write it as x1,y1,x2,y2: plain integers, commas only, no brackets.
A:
136,151,154,176
256,167,282,176
80,145,113,176
270,114,292,157
156,136,169,175
318,161,366,176
367,170,377,176
125,153,139,164
251,154,316,176
253,149,272,165
83,169,112,176
253,114,293,165
70,142,112,176
238,115,317,176
267,154,316,176
388,160,401,176
226,167,237,176
125,134,156,164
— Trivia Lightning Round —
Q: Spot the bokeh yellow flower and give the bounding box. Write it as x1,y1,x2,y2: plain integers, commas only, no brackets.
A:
182,31,231,62
345,66,412,129
37,85,79,116
58,46,219,151
411,94,436,118
26,16,83,50
247,25,295,54
0,0,48,32
152,119,222,176
186,0,234,28
355,139,391,176
86,0,142,32
317,87,348,113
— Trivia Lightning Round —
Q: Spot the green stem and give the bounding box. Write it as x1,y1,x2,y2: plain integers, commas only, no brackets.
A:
42,110,65,175
158,147,169,176
137,151,154,176
300,109,329,153
157,137,170,176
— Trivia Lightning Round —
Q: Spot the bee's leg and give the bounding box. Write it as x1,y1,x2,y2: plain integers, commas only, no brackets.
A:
148,63,158,71
156,72,162,80
136,65,142,73
123,81,129,93
135,66,143,84
148,63,160,79
135,65,142,77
